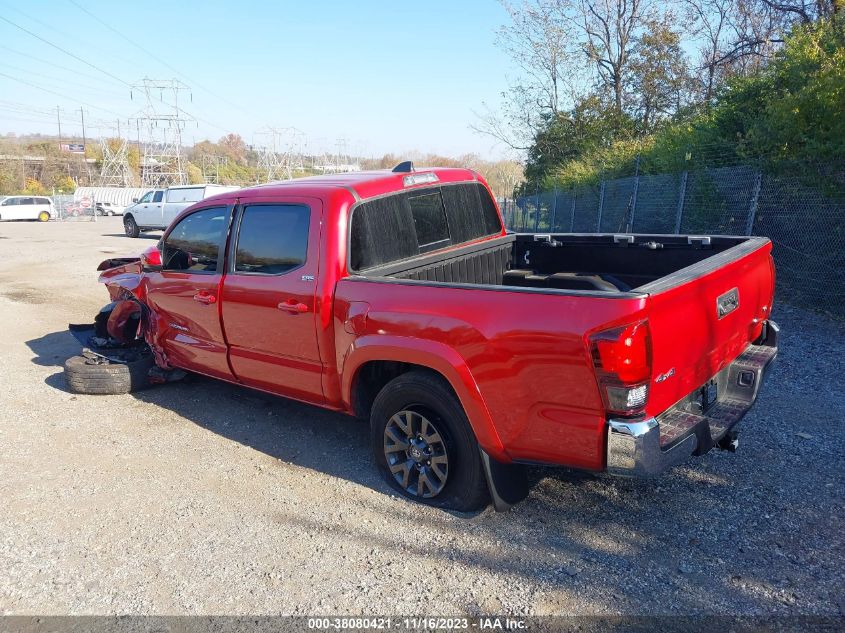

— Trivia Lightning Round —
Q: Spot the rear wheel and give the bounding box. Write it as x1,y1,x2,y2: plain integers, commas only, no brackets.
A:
124,215,140,238
63,354,154,395
38,211,50,222
370,371,489,511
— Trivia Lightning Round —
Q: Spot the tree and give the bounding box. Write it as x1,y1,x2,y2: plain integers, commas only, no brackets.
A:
218,133,248,165
684,0,733,102
474,0,583,151
579,0,654,115
627,14,690,132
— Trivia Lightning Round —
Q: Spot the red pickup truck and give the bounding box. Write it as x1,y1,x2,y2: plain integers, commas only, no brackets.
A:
70,164,779,511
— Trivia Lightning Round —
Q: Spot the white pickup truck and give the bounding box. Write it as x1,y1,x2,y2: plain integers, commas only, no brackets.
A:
123,184,239,237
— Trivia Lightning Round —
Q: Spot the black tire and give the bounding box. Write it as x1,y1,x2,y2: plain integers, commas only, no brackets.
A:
124,215,140,238
370,370,489,512
63,354,154,395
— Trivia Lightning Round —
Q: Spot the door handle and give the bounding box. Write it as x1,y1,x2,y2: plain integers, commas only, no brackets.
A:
193,291,217,304
277,299,308,313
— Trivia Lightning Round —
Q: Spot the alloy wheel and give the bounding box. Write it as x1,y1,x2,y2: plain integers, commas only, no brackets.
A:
383,409,449,498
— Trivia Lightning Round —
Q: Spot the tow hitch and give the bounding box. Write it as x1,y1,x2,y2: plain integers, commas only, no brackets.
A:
717,430,739,452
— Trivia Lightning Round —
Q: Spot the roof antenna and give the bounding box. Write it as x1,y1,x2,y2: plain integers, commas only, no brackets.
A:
392,161,414,173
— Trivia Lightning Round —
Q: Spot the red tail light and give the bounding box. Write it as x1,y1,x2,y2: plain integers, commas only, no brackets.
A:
140,244,161,268
590,321,652,416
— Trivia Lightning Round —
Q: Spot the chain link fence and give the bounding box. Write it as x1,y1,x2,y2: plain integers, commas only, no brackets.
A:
502,164,845,319
51,194,99,221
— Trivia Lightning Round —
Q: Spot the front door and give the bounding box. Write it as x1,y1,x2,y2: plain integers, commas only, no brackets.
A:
133,191,157,226
220,199,323,402
145,204,234,381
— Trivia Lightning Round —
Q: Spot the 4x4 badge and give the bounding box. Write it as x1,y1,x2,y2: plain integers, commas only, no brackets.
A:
655,367,675,383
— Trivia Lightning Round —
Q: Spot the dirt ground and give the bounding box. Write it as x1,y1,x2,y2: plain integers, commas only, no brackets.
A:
0,218,843,616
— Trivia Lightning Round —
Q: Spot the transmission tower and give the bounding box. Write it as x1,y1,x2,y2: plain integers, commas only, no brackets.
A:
98,134,133,187
255,127,308,182
201,155,228,184
130,78,193,187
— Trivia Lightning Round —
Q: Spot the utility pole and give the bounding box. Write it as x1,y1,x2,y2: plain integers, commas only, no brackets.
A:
56,105,63,149
80,107,86,149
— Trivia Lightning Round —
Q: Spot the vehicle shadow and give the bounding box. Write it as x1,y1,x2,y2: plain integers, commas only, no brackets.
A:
100,233,160,240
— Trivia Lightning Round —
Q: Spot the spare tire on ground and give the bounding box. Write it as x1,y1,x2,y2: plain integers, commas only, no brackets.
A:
63,353,155,395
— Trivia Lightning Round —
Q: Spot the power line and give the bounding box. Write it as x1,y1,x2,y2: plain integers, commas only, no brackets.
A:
0,45,129,89
0,71,125,118
0,14,132,88
66,0,247,114
0,2,141,76
0,61,127,98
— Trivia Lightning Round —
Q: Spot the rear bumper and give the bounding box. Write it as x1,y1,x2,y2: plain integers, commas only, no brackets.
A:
606,320,779,477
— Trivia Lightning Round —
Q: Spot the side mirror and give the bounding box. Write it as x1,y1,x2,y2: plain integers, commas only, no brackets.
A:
132,197,138,203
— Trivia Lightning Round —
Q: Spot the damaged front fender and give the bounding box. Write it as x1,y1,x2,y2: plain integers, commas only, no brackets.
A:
98,260,146,303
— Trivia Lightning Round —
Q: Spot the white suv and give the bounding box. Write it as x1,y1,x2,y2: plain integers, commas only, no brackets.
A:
0,196,55,222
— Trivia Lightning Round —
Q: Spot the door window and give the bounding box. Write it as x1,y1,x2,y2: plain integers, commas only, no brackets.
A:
166,187,203,203
161,206,228,272
153,191,164,203
2,198,18,206
21,198,35,205
234,205,310,275
139,191,154,203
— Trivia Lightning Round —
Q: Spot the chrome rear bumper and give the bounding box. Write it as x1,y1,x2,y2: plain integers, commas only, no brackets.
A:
606,320,779,477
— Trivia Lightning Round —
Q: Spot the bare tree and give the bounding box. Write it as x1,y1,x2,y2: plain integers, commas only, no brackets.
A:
578,0,653,115
473,0,583,151
684,0,732,102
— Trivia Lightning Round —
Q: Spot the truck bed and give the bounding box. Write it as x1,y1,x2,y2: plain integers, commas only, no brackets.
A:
356,233,765,296
341,231,774,468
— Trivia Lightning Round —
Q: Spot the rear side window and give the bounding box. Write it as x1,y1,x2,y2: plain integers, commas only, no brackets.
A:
153,191,164,203
349,182,502,271
234,205,310,275
161,206,228,272
36,197,50,205
166,187,203,203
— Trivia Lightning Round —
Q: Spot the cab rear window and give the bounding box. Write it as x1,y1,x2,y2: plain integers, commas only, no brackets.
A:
349,182,502,271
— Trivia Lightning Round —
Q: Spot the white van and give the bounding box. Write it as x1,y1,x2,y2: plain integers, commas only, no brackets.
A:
123,184,239,237
0,196,55,222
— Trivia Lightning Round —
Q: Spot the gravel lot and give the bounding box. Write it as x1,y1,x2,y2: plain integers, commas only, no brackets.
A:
0,218,843,617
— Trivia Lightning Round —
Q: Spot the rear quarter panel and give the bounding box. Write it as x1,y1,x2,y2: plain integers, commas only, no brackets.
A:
334,279,647,469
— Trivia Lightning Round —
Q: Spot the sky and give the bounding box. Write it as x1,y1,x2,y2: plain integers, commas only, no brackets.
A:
0,0,516,159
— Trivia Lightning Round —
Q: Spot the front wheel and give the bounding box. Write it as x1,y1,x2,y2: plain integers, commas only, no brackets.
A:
370,371,489,512
124,215,140,238
38,211,50,222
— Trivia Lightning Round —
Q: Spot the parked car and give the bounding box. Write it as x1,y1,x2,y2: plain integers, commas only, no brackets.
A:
96,201,126,216
0,195,54,221
123,184,239,237
72,164,778,512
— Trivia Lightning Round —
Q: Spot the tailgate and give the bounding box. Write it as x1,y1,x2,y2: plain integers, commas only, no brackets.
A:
643,238,775,417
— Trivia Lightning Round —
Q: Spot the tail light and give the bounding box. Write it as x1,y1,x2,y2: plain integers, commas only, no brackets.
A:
140,244,161,269
589,320,652,416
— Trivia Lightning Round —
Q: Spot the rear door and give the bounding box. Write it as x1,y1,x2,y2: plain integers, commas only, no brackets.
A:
219,197,324,402
132,191,156,225
149,190,164,225
644,239,775,416
145,204,235,381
